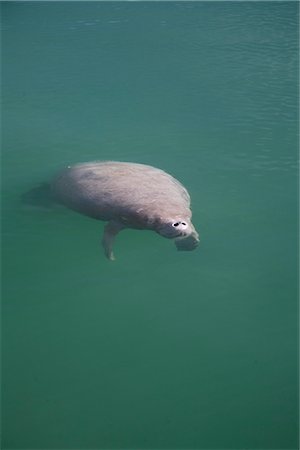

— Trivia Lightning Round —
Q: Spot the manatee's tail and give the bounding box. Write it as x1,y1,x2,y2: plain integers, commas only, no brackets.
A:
22,183,57,208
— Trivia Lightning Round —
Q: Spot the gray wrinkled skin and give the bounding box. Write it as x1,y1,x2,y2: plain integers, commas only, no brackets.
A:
51,161,199,260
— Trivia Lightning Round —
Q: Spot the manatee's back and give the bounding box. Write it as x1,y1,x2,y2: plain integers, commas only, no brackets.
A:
51,161,191,223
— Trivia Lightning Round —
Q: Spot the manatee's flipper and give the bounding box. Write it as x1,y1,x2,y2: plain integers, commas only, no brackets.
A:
22,183,56,209
102,220,125,261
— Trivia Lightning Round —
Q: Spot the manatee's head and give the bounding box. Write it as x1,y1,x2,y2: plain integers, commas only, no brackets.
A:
156,218,199,251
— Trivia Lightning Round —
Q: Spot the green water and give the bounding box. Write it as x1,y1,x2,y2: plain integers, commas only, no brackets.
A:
1,2,299,448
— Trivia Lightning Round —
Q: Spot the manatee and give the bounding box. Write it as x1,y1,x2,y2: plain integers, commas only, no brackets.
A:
51,161,199,260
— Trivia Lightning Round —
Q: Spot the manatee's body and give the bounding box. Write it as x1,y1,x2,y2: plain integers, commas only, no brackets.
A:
51,161,199,260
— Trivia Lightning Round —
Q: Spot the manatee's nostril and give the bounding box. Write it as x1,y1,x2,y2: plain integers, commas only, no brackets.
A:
173,222,179,227
182,222,186,226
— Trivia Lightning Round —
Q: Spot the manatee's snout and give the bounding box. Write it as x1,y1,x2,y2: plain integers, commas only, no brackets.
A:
171,220,190,236
157,219,199,251
175,232,199,251
174,226,199,252
157,219,192,239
